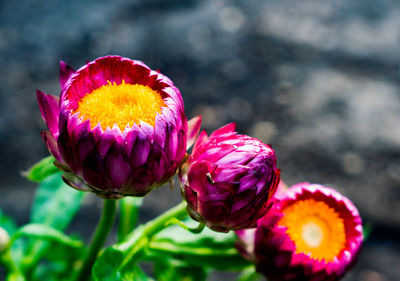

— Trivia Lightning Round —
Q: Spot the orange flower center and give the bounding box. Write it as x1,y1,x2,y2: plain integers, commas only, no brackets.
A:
74,81,166,130
278,199,346,262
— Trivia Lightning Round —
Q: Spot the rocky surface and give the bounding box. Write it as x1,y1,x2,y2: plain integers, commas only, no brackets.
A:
1,0,399,280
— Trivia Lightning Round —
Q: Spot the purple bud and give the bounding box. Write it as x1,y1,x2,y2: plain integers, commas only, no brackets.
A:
179,123,280,232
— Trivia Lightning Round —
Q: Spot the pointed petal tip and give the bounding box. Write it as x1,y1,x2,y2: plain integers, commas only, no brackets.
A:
187,115,202,150
59,60,75,88
41,131,61,161
36,90,60,137
36,89,46,100
209,122,237,138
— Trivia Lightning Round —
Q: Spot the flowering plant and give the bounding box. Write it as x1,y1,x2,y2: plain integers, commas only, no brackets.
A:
0,56,364,281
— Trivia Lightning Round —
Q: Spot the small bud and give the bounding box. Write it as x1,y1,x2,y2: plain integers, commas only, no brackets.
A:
0,227,10,253
179,123,280,232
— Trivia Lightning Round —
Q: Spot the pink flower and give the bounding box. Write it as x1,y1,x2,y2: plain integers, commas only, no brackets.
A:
179,123,280,232
37,56,189,198
236,183,363,281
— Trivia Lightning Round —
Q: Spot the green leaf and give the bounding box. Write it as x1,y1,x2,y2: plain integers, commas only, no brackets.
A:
0,209,22,278
31,172,85,230
32,231,84,281
154,262,207,281
123,264,154,281
23,156,60,183
147,221,251,271
19,172,85,279
0,209,17,236
93,242,156,281
363,222,373,240
33,247,83,281
94,202,190,281
8,224,84,281
33,261,69,281
92,248,124,281
236,266,261,281
5,271,25,281
10,224,84,249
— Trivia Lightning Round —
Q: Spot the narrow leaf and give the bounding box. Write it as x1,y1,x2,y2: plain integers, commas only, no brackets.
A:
236,266,260,281
10,224,84,249
92,248,124,281
0,209,17,235
23,156,60,183
21,172,85,278
363,222,373,240
148,222,251,270
30,172,85,230
123,264,154,281
154,262,207,281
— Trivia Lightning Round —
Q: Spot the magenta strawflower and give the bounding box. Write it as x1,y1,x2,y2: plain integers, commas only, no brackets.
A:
236,183,363,281
37,55,188,198
179,123,280,232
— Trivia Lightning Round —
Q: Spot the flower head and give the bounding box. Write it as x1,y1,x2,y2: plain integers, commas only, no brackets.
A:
236,183,363,281
37,56,188,198
179,123,280,232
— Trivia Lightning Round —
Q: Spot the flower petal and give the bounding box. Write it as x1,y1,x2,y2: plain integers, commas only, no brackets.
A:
105,142,132,188
62,172,92,192
147,144,168,182
59,61,75,89
36,90,60,137
41,131,61,161
209,122,236,138
187,116,202,149
130,127,151,168
192,130,208,156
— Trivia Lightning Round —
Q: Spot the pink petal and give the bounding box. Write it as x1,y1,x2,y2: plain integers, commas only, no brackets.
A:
209,122,236,138
59,61,75,89
130,134,151,168
191,130,208,157
41,131,61,161
36,90,60,138
187,115,202,149
105,143,132,188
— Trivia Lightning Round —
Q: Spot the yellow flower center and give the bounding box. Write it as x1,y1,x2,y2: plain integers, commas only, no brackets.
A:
74,81,166,130
278,199,346,262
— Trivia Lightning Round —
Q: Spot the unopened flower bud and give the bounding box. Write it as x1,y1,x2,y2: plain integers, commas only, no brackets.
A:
179,123,280,232
0,227,10,253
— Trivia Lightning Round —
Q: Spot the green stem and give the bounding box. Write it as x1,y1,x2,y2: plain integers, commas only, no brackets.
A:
117,201,188,268
118,197,143,242
74,199,117,281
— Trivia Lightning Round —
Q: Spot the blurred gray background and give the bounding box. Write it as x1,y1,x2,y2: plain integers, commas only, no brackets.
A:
1,0,400,280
